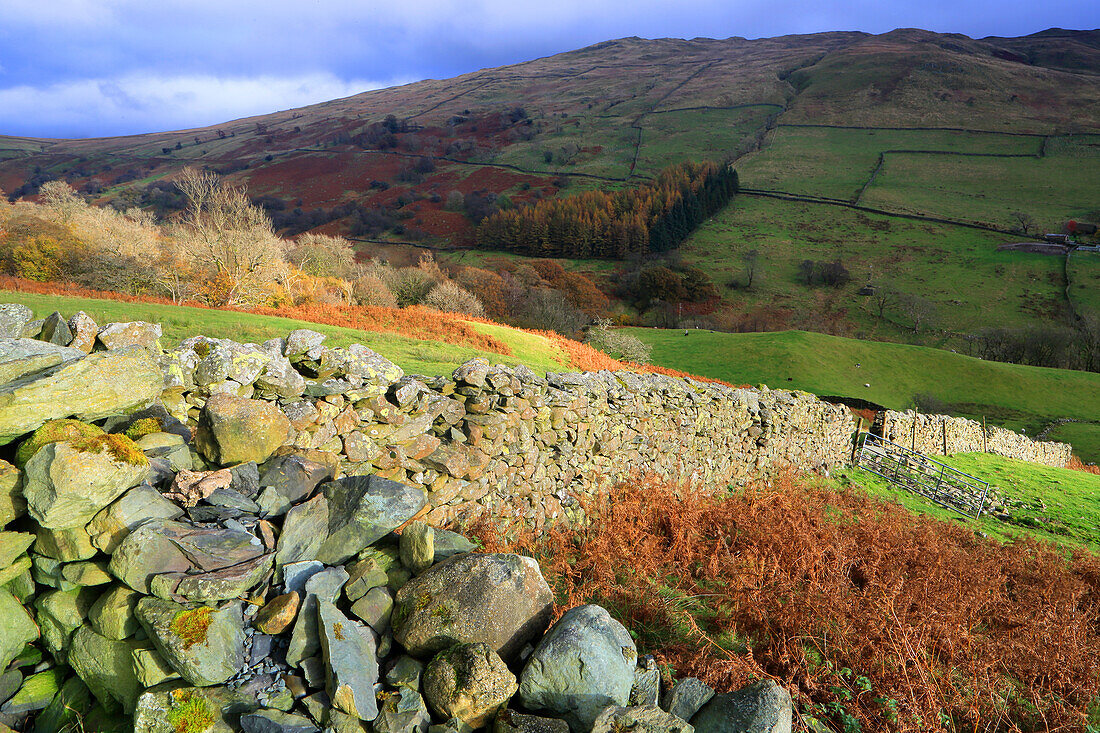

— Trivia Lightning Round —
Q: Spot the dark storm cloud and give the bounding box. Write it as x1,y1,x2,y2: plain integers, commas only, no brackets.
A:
0,0,1094,138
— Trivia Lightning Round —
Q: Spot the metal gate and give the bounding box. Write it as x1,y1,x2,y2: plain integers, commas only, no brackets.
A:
855,432,989,519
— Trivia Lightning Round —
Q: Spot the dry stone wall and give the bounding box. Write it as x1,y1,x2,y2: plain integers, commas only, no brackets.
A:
878,410,1072,468
158,332,859,530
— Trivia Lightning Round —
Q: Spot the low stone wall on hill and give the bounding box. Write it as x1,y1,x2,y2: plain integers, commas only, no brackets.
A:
158,333,859,530
878,410,1072,468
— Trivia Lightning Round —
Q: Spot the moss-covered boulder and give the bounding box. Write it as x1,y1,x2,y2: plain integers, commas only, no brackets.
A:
0,588,38,671
66,625,145,714
22,434,149,529
15,418,105,467
0,338,84,385
0,460,23,529
423,642,518,728
136,599,246,687
195,393,291,466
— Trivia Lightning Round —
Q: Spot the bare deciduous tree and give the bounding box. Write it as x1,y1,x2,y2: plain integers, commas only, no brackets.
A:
896,293,937,333
1011,211,1036,236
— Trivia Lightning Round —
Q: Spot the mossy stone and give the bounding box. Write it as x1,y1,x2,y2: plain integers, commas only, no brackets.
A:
14,419,104,468
88,584,142,640
0,588,38,671
136,598,246,687
66,625,145,714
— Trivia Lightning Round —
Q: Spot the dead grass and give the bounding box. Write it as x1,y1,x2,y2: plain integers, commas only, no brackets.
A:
471,474,1100,732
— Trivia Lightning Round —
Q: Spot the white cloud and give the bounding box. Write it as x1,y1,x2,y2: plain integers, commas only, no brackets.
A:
0,72,403,138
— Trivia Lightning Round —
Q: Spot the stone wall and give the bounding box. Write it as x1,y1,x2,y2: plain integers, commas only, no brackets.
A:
156,331,859,530
878,410,1072,468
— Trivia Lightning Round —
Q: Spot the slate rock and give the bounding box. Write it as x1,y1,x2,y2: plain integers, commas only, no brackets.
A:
133,683,260,733
663,678,715,723
344,545,401,601
196,393,291,465
254,592,301,635
316,475,427,565
254,357,307,399
136,598,247,687
318,600,379,721
0,670,19,708
373,686,430,733
0,532,33,568
240,709,320,733
0,589,38,672
282,560,325,594
0,338,83,386
0,305,33,339
689,680,792,733
255,453,335,517
493,709,571,733
40,311,73,346
423,642,518,728
0,346,161,445
0,668,62,715
518,604,638,732
592,706,693,733
332,343,404,384
191,338,272,387
0,460,23,528
35,586,99,661
68,625,144,713
350,586,393,633
400,520,434,575
432,529,477,564
386,655,425,691
287,567,350,667
284,329,326,358
276,494,330,570
88,483,185,554
87,585,142,640
393,553,553,660
156,552,273,603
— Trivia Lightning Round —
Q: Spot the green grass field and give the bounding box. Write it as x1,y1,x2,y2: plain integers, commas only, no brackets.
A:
1068,250,1100,317
2,291,572,377
679,195,1064,337
627,327,1100,441
839,452,1100,552
1045,422,1100,466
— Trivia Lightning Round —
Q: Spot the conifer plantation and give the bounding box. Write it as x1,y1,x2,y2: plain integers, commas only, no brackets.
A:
475,162,738,258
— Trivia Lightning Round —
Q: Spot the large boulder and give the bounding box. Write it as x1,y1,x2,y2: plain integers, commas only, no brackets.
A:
87,484,185,553
518,605,638,732
689,680,792,733
423,642,518,728
136,598,247,687
0,345,163,445
22,435,149,529
0,338,84,385
196,393,291,465
315,475,427,565
663,678,715,723
392,553,553,660
14,418,104,467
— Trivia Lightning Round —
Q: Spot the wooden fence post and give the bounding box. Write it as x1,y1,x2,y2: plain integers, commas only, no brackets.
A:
942,417,948,456
912,408,918,453
982,416,988,453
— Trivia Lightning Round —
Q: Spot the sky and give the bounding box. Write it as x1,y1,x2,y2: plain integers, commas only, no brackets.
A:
0,0,1094,139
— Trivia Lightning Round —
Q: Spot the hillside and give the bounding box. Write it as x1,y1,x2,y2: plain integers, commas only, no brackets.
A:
1,28,1099,356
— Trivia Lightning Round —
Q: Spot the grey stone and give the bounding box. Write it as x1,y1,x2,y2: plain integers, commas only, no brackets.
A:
67,311,98,352
452,359,490,388
0,338,83,385
493,709,571,733
631,656,661,707
276,493,330,570
40,311,73,346
386,655,425,691
35,586,99,661
0,588,38,671
689,680,792,733
350,586,393,633
393,553,553,660
0,670,20,707
400,520,434,575
284,329,326,358
432,529,477,564
255,357,307,399
374,687,431,733
592,706,694,733
286,567,349,667
256,454,334,517
423,642,518,728
663,678,714,722
518,604,638,732
0,668,62,715
88,483,185,553
0,346,163,445
132,645,182,687
68,625,144,713
136,598,247,687
0,304,33,339
316,475,427,565
332,343,403,384
344,545,401,601
192,338,272,387
133,683,261,733
87,585,142,640
97,321,163,352
282,560,325,594
318,600,379,721
241,709,320,733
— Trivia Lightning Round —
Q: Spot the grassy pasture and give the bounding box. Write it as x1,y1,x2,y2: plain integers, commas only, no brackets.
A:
1068,250,1100,317
860,135,1100,231
679,195,1063,335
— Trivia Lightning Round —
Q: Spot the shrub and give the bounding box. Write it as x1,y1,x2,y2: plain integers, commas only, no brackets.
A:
585,318,652,364
288,233,357,280
353,274,398,308
422,281,485,317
